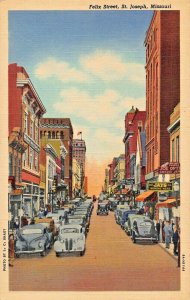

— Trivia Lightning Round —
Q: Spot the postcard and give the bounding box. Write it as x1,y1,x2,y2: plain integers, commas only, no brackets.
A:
0,0,190,300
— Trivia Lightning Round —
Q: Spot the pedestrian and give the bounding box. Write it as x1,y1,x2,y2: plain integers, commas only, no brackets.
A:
30,218,35,225
21,215,28,227
13,218,19,230
44,206,48,216
156,220,161,242
172,225,179,255
164,221,173,249
177,228,180,267
9,233,15,267
162,220,165,243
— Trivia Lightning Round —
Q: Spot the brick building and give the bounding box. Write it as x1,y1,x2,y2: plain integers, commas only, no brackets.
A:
9,63,46,217
107,157,117,195
123,107,146,182
40,118,73,198
144,11,180,184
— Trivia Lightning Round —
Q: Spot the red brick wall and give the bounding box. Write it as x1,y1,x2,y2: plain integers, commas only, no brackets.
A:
9,64,22,134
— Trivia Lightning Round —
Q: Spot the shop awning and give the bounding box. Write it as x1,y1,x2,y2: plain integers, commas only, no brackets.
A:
156,198,178,208
135,190,155,202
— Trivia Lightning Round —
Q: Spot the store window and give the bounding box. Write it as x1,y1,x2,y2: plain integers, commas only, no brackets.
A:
176,136,180,162
172,139,175,162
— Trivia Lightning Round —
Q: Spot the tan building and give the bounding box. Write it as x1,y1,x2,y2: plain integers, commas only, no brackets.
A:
72,158,81,198
40,118,73,198
114,154,125,187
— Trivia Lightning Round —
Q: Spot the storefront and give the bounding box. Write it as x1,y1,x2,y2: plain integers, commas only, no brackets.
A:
156,197,180,227
22,182,40,217
135,190,157,219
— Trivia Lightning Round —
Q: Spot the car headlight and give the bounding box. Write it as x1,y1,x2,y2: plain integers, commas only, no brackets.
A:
38,241,43,248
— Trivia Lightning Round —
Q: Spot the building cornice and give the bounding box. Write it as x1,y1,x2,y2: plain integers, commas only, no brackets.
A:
17,78,46,114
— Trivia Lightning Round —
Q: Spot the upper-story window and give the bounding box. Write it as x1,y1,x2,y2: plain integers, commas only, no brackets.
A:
30,120,34,139
24,112,28,134
176,136,180,162
35,125,38,143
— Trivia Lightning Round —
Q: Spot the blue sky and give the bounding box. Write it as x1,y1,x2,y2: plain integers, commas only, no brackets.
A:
9,10,153,176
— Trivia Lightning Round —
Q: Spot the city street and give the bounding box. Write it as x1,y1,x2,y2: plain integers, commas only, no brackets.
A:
9,203,180,291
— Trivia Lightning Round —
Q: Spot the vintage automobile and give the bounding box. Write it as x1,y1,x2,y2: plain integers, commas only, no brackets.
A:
66,216,88,235
120,210,138,229
131,218,158,243
124,214,146,236
15,224,53,257
54,224,86,257
97,203,109,215
73,212,90,231
114,206,130,223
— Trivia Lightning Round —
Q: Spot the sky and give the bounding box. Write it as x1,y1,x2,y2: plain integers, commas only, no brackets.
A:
9,10,153,195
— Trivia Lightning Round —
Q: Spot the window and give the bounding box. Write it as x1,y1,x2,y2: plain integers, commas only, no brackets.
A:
23,149,28,167
35,125,38,143
176,136,180,162
34,153,38,171
30,148,34,169
24,112,28,134
172,139,175,162
30,120,34,139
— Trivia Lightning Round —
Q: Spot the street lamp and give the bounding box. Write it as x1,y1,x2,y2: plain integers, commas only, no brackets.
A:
173,181,179,209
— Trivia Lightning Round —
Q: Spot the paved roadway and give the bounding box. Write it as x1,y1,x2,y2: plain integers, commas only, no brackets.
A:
10,204,180,291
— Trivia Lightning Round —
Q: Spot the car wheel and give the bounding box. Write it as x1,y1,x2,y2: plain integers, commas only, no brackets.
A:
132,232,136,243
16,254,20,258
56,252,61,257
80,249,85,256
41,247,47,257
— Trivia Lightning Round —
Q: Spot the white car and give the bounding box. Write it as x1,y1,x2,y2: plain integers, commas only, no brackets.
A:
54,224,86,257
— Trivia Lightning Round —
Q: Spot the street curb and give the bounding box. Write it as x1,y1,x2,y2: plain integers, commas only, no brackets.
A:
157,242,178,261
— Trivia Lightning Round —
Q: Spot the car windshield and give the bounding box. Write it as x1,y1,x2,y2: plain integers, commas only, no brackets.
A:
139,221,152,227
68,219,82,224
61,228,79,234
22,229,43,235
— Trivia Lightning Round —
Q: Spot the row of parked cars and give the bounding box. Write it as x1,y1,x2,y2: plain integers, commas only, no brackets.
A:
15,198,94,258
111,199,158,244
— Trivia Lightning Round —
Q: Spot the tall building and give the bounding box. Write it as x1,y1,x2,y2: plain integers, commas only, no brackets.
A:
9,63,46,217
144,11,180,184
72,139,86,193
123,107,146,182
40,118,73,198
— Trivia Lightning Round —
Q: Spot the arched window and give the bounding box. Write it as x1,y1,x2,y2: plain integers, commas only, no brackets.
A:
48,131,51,139
60,131,64,139
52,131,55,139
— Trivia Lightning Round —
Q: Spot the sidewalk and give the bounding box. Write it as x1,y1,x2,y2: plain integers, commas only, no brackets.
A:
157,241,178,261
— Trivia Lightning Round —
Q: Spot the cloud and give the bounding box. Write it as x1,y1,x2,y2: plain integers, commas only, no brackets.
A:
34,57,89,83
34,51,145,85
80,50,145,83
53,88,122,124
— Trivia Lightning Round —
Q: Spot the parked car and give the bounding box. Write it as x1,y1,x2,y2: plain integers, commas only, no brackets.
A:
67,215,88,235
15,224,53,257
131,218,158,243
54,224,86,257
97,203,109,215
124,214,146,236
115,206,129,223
120,210,138,229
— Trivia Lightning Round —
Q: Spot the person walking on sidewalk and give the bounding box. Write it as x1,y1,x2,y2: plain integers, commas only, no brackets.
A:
164,221,173,249
162,220,165,243
9,233,15,267
172,225,179,255
156,220,161,242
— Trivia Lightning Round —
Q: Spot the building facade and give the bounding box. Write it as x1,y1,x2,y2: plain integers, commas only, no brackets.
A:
144,11,180,184
72,158,81,197
40,118,73,198
114,154,125,188
72,139,86,194
9,63,46,218
134,130,146,193
8,127,28,225
123,107,146,182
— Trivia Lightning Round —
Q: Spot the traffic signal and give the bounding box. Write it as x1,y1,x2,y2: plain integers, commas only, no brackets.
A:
52,175,58,193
